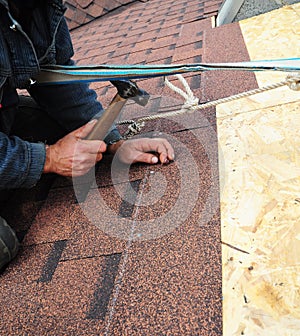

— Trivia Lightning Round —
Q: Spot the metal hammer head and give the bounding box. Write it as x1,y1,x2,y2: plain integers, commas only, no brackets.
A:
110,80,150,106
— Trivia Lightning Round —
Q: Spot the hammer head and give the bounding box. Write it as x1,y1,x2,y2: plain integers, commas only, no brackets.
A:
110,80,150,106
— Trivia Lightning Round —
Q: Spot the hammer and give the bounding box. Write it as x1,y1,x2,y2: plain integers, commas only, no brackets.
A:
86,80,150,141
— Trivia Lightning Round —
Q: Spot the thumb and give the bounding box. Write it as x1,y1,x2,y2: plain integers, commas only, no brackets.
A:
134,153,159,164
73,119,97,139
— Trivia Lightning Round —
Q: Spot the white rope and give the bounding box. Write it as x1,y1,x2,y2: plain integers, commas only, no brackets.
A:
286,73,300,91
164,75,199,110
118,72,300,137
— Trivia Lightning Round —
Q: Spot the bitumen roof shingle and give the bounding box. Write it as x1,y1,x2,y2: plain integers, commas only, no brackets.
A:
64,0,135,30
0,1,259,335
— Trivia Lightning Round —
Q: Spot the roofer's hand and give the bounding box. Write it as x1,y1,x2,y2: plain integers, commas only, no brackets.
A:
43,120,107,177
108,138,175,165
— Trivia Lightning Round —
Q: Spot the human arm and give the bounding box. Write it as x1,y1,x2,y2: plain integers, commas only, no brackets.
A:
27,16,172,170
27,15,121,146
0,131,46,189
0,119,107,189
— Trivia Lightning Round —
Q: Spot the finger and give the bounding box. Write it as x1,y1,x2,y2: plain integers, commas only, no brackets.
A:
133,153,159,165
73,119,97,139
95,152,103,162
153,141,173,164
77,138,107,154
157,139,175,162
165,141,175,161
143,138,174,163
72,157,97,176
73,154,101,167
72,166,91,177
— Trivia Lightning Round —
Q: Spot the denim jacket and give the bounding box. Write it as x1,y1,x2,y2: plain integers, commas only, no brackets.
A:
0,0,121,189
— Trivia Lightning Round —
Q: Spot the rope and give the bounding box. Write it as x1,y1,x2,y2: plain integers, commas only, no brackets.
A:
164,75,199,109
286,73,300,91
117,73,300,138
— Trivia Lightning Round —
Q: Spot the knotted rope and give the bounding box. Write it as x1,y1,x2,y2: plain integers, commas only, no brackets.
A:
118,73,300,138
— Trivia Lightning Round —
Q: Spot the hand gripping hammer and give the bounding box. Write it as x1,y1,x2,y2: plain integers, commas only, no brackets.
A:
86,80,150,141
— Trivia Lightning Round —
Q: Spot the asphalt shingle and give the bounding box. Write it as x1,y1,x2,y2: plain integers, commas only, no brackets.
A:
0,1,238,335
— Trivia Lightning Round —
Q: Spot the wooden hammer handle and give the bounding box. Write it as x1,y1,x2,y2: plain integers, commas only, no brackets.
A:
86,94,126,140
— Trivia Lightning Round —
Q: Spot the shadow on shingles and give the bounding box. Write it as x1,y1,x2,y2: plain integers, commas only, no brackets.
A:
0,174,57,241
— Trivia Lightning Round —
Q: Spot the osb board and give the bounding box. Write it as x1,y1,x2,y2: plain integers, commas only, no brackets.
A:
218,4,300,336
239,3,300,87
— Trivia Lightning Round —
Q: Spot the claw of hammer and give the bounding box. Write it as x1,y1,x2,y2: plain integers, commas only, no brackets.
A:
86,80,150,140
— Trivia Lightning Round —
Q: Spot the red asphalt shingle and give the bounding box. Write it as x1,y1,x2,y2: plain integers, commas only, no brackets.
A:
64,0,136,30
0,1,255,335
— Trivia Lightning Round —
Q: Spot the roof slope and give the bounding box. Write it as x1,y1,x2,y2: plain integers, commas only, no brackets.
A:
0,1,262,335
64,0,137,30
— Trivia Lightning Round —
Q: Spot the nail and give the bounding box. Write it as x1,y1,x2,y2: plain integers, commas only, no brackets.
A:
151,156,158,164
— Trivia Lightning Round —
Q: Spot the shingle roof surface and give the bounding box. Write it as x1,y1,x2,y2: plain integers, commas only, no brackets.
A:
0,1,258,335
65,0,136,30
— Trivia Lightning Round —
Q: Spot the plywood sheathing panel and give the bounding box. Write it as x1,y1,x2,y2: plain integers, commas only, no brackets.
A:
218,4,300,336
240,3,300,109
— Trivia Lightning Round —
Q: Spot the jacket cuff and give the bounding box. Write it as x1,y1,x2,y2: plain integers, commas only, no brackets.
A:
23,142,46,188
104,128,123,145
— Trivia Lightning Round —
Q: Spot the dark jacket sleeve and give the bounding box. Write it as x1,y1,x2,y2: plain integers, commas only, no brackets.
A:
0,132,46,189
28,15,122,144
28,78,123,144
